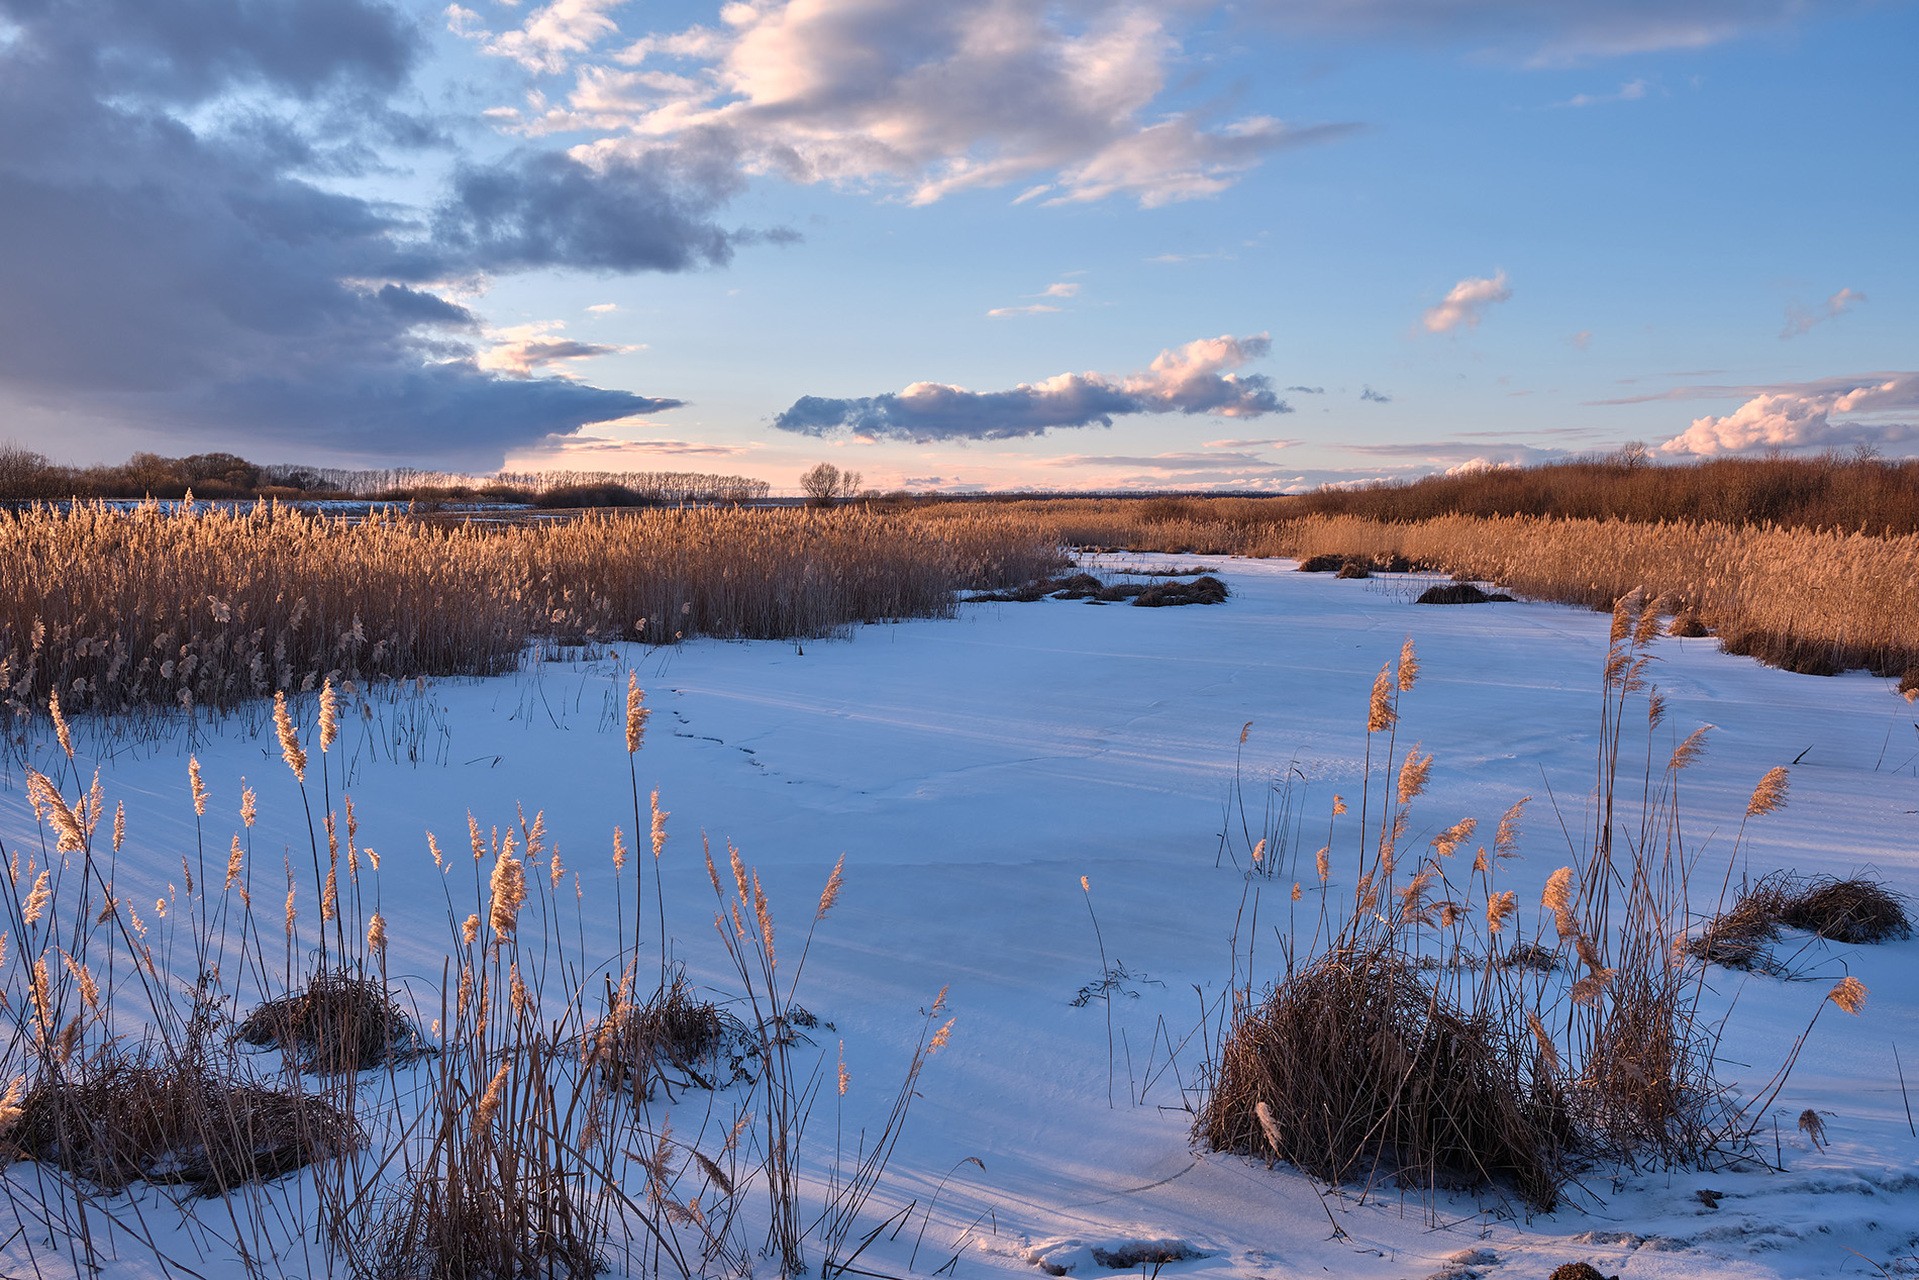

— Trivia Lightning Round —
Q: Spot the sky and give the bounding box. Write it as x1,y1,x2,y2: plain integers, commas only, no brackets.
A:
0,0,1914,494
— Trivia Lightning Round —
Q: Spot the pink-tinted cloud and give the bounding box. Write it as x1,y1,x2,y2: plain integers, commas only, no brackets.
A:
1422,271,1511,333
1658,373,1919,456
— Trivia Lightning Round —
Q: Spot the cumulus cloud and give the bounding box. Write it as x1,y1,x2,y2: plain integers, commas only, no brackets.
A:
1782,287,1865,339
519,0,1357,208
1422,271,1512,333
773,335,1287,442
1244,0,1825,62
1657,374,1919,456
0,0,741,467
460,0,627,74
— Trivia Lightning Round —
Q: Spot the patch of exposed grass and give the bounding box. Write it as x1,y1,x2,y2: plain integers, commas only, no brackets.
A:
6,1053,356,1196
237,971,434,1075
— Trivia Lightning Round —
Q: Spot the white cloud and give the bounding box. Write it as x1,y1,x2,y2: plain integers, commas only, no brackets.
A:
1782,286,1865,339
1658,373,1919,456
475,321,635,377
463,0,628,74
586,302,620,313
1422,270,1512,333
987,304,1061,318
1040,282,1080,299
524,0,1355,207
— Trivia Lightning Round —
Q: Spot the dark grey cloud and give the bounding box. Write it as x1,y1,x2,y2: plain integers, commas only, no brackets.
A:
435,135,766,275
773,334,1287,443
1285,385,1325,394
1360,385,1392,403
0,0,763,467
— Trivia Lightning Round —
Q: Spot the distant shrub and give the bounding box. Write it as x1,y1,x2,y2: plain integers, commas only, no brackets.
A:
1334,561,1370,579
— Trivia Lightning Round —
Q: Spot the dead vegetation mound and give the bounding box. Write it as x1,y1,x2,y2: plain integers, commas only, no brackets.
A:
1197,946,1568,1211
5,1054,355,1195
237,971,434,1075
588,975,754,1098
1688,873,1910,970
965,570,1228,608
1415,584,1516,605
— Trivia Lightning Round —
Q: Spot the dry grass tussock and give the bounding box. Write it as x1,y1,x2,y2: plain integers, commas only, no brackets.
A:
0,500,1066,737
1199,591,1875,1210
1690,873,1910,971
7,1051,354,1196
236,971,434,1076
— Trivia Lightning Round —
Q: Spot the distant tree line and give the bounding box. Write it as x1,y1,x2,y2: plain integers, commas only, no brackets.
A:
0,444,771,506
1281,448,1919,535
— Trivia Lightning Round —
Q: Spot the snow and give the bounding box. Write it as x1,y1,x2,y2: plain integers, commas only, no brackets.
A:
5,552,1918,1278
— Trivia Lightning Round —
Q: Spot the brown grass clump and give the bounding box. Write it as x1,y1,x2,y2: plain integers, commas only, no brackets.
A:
237,971,434,1075
1200,944,1569,1210
1684,882,1789,972
1778,875,1911,944
1668,609,1710,638
1334,560,1371,579
1415,583,1514,605
588,975,750,1099
1690,873,1909,970
5,1053,356,1195
1133,575,1228,607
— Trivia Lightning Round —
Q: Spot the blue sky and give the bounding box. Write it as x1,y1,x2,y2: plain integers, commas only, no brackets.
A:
1,0,1913,493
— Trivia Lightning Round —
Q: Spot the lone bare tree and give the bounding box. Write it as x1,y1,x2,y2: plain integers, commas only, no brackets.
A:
799,462,862,507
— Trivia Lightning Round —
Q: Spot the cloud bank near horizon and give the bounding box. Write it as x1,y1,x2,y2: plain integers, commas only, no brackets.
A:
771,335,1289,442
1658,373,1919,456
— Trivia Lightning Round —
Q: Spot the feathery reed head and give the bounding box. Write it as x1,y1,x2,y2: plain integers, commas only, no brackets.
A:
625,672,648,753
319,677,339,752
1829,976,1867,1015
273,692,306,783
1396,747,1433,805
1668,725,1711,772
49,688,72,760
1396,636,1419,692
1746,765,1790,818
1367,665,1396,733
489,850,527,937
817,853,845,919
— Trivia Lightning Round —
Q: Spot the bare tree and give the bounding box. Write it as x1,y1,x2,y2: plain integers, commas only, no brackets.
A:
799,463,862,507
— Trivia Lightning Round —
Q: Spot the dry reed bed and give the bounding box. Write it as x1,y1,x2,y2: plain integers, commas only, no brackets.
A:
1278,514,1919,676
0,502,1065,728
915,501,1919,678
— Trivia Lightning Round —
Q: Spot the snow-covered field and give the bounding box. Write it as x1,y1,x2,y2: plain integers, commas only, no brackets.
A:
6,553,1918,1279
